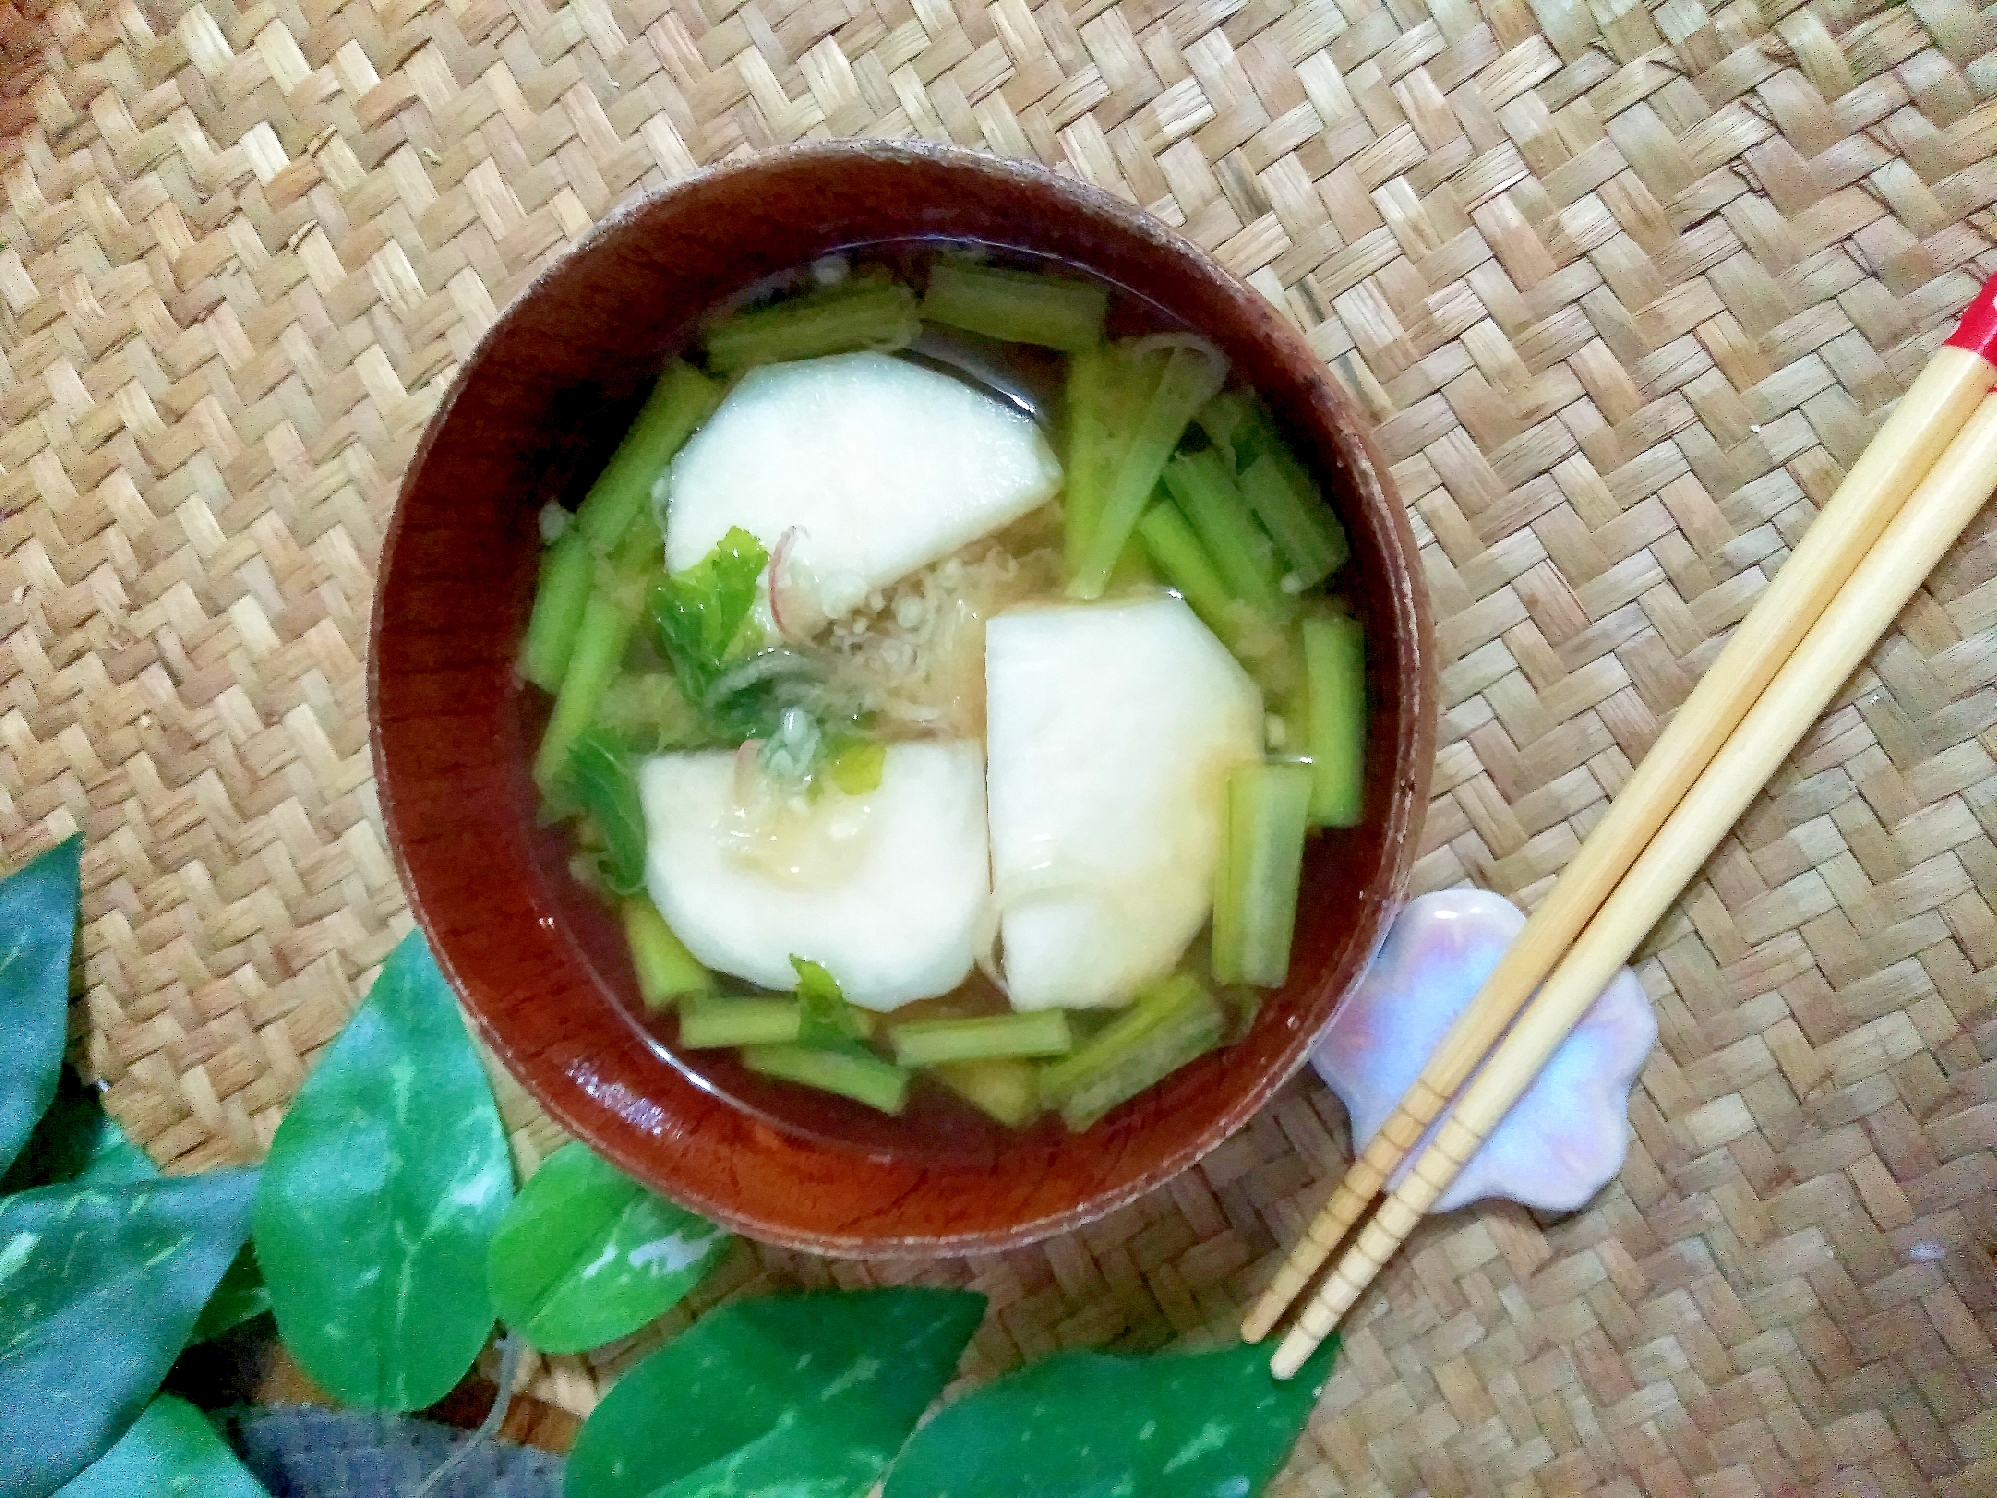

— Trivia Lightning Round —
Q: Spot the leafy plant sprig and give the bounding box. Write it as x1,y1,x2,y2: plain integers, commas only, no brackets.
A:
0,837,1338,1497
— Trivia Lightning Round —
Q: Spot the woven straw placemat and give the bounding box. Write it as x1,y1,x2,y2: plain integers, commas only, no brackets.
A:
3,0,1994,1488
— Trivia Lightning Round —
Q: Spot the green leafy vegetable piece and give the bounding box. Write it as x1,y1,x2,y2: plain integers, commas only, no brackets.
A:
0,1171,258,1498
252,931,513,1412
54,1395,268,1498
566,734,649,895
188,1246,270,1343
489,1141,730,1356
826,737,887,795
0,835,82,1177
882,1335,1341,1498
790,956,866,1048
565,1287,985,1498
650,526,770,706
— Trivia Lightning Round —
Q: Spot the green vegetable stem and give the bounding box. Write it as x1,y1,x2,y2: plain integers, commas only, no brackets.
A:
1039,973,1224,1131
704,273,920,375
1212,761,1313,989
571,359,723,557
920,258,1107,352
1302,613,1366,827
622,898,710,1008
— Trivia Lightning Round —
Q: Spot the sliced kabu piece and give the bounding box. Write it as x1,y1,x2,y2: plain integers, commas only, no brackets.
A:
664,351,1063,624
638,741,989,1011
985,595,1263,1010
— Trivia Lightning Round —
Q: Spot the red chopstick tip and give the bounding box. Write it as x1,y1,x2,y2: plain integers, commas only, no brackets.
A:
1944,275,1997,361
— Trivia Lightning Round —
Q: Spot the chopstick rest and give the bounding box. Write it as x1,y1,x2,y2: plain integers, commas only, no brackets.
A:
1311,889,1654,1215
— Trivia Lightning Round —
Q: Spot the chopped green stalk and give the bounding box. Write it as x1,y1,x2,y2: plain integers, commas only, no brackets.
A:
534,590,639,788
573,361,724,557
623,899,710,1009
1136,503,1235,641
1162,450,1286,613
1104,533,1157,592
921,260,1107,352
890,1010,1073,1067
1237,454,1346,591
680,997,802,1048
1303,614,1366,826
1071,346,1224,599
932,1058,1042,1128
566,733,647,895
742,1042,909,1115
1213,762,1313,988
1039,974,1224,1131
520,528,595,691
704,275,919,375
1062,344,1111,576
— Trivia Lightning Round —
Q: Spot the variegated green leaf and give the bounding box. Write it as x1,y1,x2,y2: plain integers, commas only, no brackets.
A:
881,1335,1340,1498
252,931,512,1410
566,1288,984,1498
0,836,82,1177
489,1141,729,1354
0,1171,258,1498
54,1395,268,1497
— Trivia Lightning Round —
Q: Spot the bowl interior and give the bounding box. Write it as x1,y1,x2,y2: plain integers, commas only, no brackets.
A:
371,143,1435,1255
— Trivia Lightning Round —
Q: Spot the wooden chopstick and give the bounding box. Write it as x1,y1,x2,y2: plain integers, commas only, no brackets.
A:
1242,274,1997,1347
1267,385,1997,1377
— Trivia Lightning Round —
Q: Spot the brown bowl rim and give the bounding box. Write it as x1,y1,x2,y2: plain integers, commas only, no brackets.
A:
370,139,1437,1256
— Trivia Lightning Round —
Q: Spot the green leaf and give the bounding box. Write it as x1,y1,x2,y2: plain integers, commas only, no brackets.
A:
0,1171,259,1498
489,1141,730,1355
566,1287,985,1498
0,1071,156,1194
651,526,769,703
54,1395,268,1497
0,836,83,1177
188,1245,268,1342
881,1336,1340,1498
790,956,863,1050
252,931,513,1411
566,735,649,896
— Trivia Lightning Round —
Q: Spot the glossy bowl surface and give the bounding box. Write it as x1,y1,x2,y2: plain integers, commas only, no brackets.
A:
371,141,1435,1255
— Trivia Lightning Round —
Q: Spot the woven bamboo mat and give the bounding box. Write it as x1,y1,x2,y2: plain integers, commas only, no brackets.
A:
3,0,1995,1487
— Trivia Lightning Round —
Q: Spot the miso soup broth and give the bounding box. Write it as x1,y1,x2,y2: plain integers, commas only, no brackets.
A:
514,242,1368,1153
